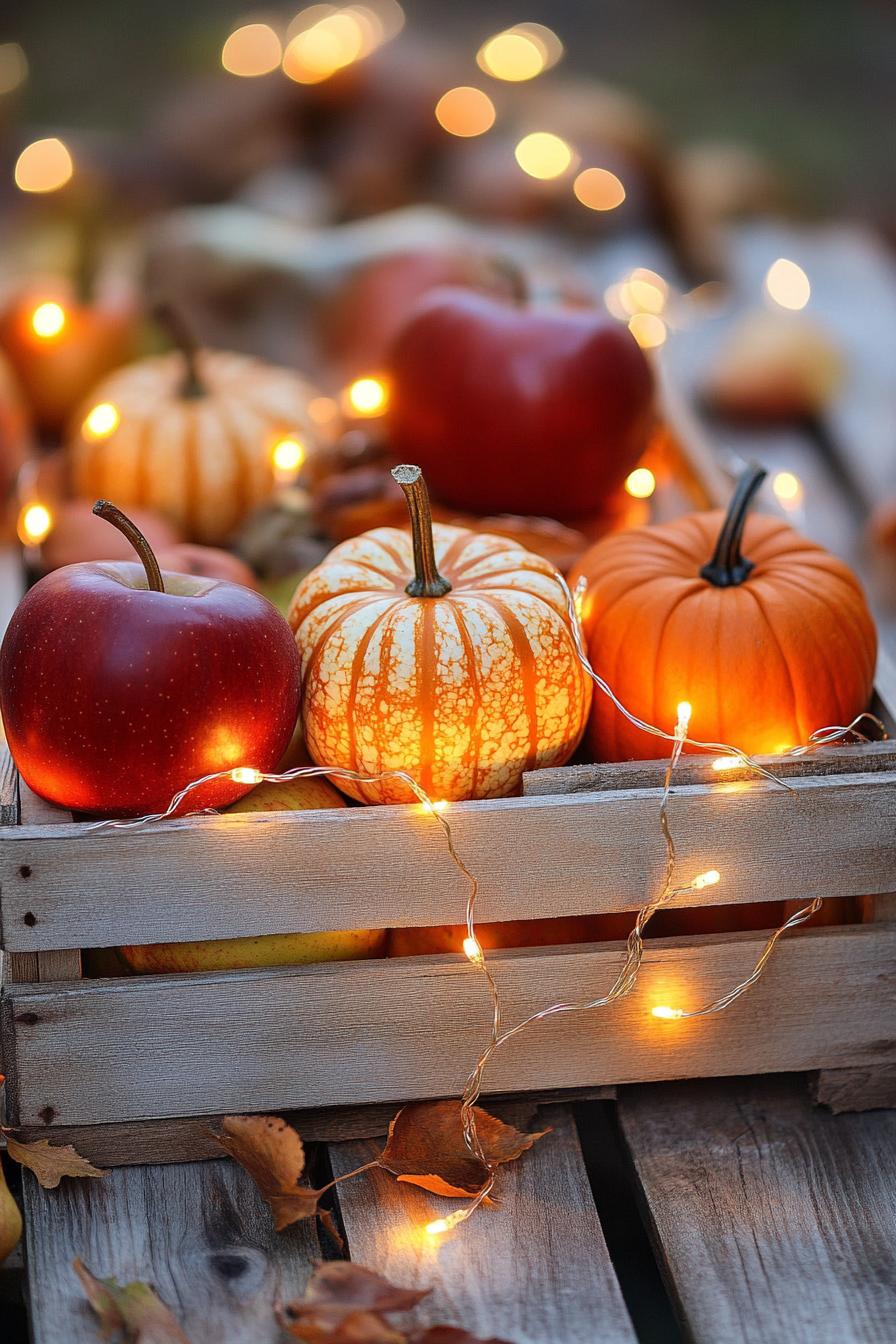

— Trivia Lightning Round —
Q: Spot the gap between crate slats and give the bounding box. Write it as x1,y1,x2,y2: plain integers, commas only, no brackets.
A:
3,924,893,1131
1,767,894,953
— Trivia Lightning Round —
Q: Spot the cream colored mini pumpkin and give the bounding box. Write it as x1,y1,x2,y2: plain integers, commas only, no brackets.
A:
69,318,323,544
289,465,591,803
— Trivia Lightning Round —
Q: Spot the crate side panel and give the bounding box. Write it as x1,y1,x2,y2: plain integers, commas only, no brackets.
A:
6,925,895,1128
1,771,895,951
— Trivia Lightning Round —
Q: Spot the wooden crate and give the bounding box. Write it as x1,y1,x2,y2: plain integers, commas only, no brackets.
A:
1,418,895,1166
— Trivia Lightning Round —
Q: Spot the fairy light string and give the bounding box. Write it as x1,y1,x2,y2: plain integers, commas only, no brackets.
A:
84,583,886,1236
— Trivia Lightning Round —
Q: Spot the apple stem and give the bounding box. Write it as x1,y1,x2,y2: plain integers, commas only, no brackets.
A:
391,465,452,599
153,301,205,399
92,501,166,593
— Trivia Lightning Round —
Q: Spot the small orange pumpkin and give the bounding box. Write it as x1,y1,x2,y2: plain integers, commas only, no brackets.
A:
570,465,877,760
289,465,591,803
69,307,323,545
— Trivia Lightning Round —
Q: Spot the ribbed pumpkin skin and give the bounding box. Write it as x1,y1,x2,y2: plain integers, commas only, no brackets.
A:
69,351,320,544
289,523,591,803
570,510,878,761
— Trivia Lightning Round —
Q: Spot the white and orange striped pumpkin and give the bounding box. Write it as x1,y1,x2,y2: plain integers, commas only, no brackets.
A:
68,321,323,545
289,465,591,804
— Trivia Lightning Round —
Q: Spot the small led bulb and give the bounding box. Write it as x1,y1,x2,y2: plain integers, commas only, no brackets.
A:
651,1005,684,1021
692,869,721,890
463,936,483,964
231,767,263,785
426,1218,450,1236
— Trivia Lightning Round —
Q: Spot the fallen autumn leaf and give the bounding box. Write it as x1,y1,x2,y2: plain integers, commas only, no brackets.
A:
74,1257,191,1343
212,1114,325,1230
5,1134,105,1190
379,1101,550,1198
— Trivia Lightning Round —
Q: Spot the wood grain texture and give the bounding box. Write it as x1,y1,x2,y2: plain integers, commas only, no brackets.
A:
618,1074,896,1343
2,769,894,952
4,925,894,1129
8,1087,616,1167
23,1158,320,1344
812,1064,896,1113
330,1104,636,1344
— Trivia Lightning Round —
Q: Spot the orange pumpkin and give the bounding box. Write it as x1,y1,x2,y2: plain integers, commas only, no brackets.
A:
289,465,591,803
68,307,323,545
570,465,877,760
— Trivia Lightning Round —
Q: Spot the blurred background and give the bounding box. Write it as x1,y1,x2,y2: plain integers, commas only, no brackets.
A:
0,0,894,646
6,0,896,223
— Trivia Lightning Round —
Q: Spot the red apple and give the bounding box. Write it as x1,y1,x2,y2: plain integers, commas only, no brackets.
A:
317,248,520,379
0,502,299,817
386,289,655,519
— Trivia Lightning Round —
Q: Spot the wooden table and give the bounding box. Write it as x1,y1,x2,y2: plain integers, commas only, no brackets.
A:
5,219,896,1342
10,1078,896,1344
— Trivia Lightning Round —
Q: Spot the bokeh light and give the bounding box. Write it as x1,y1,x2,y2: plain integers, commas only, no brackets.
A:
14,138,73,193
0,42,28,95
478,29,545,82
628,312,667,349
514,131,574,180
772,469,804,509
271,436,307,475
435,86,496,138
17,503,53,546
573,167,626,211
764,258,810,310
82,402,120,440
31,302,66,339
221,23,283,77
624,467,657,499
282,10,367,82
345,375,389,416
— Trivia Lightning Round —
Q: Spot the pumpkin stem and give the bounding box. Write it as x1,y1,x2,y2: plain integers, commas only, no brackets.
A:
700,464,768,587
153,301,205,399
391,465,452,599
92,500,165,593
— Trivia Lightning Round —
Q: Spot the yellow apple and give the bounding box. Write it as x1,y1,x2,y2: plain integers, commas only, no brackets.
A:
118,770,386,973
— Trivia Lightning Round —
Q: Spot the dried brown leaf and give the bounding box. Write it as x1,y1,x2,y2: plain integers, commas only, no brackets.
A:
307,1262,430,1313
318,1206,345,1252
5,1134,105,1189
277,1262,430,1342
213,1115,324,1230
379,1101,549,1197
74,1258,190,1343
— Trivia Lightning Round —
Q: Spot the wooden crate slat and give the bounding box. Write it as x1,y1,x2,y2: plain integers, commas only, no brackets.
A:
22,1158,320,1344
6,1086,617,1167
617,1074,896,1343
523,738,896,797
329,1103,636,1344
2,768,894,951
4,925,894,1129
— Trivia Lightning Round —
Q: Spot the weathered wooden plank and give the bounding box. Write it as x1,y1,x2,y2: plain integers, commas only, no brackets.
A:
8,1086,616,1167
523,739,896,796
330,1103,636,1344
1,770,893,951
812,1064,896,1113
23,1158,320,1344
618,1074,896,1343
16,779,83,982
4,925,894,1129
